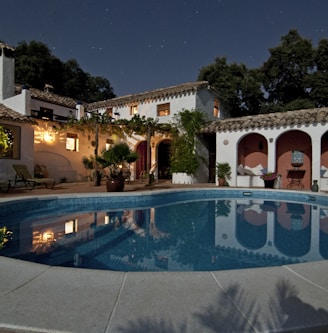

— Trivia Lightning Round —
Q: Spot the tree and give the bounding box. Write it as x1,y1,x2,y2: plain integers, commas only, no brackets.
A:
308,38,328,107
198,57,263,117
170,109,208,175
14,40,115,102
260,29,315,112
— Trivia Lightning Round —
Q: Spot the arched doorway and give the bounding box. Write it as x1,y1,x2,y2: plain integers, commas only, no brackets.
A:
157,140,171,179
276,130,312,189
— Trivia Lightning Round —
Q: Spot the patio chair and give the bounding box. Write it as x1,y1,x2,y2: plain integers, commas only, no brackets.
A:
12,164,55,189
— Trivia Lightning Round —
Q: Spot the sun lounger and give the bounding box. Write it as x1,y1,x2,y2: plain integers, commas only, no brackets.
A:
12,164,55,189
0,180,10,193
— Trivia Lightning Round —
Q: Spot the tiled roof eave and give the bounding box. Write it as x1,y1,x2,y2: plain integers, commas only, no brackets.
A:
202,107,328,133
0,104,37,124
87,81,210,110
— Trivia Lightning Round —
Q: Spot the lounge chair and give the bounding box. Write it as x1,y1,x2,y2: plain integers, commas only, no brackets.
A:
0,180,10,193
12,164,55,189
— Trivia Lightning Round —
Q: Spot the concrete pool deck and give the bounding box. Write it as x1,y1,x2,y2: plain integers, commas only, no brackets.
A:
1,181,328,333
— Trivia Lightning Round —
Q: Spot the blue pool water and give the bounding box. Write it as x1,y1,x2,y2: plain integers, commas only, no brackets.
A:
0,189,328,271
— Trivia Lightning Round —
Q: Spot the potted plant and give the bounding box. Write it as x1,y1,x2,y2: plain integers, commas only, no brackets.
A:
216,162,231,186
97,142,139,192
260,171,277,188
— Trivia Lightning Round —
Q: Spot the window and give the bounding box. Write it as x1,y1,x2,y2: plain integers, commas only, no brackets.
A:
31,107,53,120
106,108,113,117
66,133,78,151
130,105,138,115
213,100,220,118
157,103,170,116
0,124,20,159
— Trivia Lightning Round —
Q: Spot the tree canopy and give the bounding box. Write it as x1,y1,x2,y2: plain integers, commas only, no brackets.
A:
14,40,115,103
198,29,328,116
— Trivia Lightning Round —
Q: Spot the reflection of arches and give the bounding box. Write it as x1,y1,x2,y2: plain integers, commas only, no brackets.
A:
158,140,171,179
236,209,267,250
275,218,311,257
238,133,267,168
135,141,148,179
319,230,328,259
276,130,311,189
320,216,328,259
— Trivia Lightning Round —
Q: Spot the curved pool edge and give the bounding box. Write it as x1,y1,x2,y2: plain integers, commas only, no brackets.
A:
0,256,328,333
1,188,328,332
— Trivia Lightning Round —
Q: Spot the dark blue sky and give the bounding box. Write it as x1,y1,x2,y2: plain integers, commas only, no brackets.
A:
1,0,328,96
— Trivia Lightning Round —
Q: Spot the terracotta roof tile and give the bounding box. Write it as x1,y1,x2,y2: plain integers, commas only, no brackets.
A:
15,85,78,109
87,81,211,109
0,104,37,124
202,107,328,133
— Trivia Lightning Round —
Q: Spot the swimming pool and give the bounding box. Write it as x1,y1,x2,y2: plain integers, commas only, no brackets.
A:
0,188,327,272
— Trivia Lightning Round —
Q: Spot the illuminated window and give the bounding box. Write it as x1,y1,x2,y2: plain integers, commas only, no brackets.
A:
130,105,138,115
106,108,113,117
0,124,20,159
157,103,170,116
66,133,78,151
213,100,220,117
65,219,78,235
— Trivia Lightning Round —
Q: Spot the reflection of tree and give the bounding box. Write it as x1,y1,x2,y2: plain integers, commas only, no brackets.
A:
215,200,231,217
159,201,214,269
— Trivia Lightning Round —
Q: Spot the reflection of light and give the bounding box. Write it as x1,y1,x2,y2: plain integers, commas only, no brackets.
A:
105,214,109,224
65,219,78,234
42,232,54,242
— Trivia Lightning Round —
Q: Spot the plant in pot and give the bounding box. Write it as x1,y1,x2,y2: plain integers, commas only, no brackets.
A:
216,162,232,186
260,171,277,188
97,142,139,192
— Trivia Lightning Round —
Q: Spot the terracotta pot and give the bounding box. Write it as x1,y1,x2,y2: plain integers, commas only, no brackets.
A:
218,178,226,186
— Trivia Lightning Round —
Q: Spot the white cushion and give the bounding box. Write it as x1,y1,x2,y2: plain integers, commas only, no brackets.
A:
243,167,255,176
237,164,245,175
252,164,264,176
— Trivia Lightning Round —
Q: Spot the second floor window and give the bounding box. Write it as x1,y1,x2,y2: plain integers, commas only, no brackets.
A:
213,100,220,118
106,108,113,117
130,105,138,115
157,103,170,116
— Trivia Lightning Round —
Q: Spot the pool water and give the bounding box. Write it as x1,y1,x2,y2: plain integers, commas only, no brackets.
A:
1,195,328,271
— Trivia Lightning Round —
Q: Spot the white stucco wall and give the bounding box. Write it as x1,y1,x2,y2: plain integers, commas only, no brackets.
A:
216,122,328,187
0,121,34,180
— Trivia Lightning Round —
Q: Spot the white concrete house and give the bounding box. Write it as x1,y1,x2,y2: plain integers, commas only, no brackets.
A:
203,109,328,190
87,82,223,181
0,42,222,184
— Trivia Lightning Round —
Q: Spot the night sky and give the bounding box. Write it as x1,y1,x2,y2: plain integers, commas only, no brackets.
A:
1,0,328,96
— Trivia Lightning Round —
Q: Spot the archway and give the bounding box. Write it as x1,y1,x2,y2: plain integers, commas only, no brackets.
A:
157,140,171,179
276,130,312,189
237,133,268,169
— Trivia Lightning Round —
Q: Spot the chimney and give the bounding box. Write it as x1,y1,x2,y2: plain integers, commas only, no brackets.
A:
76,101,85,120
44,84,54,93
0,43,15,102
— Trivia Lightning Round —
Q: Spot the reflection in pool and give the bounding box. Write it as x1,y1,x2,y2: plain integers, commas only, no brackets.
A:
1,197,328,272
